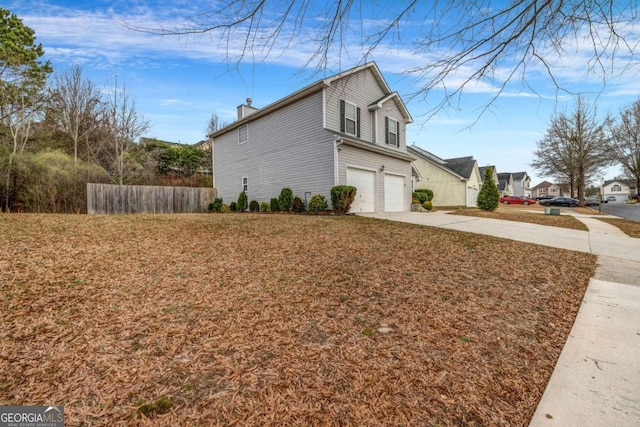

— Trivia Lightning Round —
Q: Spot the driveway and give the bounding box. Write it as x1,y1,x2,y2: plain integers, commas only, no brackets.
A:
598,201,640,222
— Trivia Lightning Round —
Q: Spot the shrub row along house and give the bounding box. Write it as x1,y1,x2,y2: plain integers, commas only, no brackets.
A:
210,62,533,212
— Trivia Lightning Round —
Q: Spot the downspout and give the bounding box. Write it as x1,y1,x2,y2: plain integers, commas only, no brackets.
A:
334,137,343,186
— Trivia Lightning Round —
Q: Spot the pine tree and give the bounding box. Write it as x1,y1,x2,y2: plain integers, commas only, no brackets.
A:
477,167,500,211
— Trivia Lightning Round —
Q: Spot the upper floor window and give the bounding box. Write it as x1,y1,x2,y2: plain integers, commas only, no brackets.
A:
612,184,622,192
385,117,399,147
340,100,360,137
238,124,248,144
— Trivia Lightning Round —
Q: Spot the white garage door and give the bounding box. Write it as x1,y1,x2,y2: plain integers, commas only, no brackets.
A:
347,167,376,213
384,174,405,212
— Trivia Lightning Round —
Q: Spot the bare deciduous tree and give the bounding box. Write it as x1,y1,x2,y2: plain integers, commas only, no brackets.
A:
609,98,640,197
132,1,639,118
103,77,149,185
49,65,103,165
531,96,612,204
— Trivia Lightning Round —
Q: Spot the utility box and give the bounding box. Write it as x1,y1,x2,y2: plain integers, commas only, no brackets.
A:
544,207,560,215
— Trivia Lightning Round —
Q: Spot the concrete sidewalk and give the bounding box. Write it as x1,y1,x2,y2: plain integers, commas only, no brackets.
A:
360,211,640,426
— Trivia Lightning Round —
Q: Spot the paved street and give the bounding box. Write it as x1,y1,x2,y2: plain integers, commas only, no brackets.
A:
595,201,640,222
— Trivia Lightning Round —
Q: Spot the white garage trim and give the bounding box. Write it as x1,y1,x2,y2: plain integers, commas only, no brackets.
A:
347,166,377,213
384,173,406,212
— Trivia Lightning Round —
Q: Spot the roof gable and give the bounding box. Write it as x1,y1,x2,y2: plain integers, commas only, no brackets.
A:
444,156,476,179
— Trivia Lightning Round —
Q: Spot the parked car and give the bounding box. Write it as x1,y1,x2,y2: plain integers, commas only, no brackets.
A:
500,195,536,205
584,196,600,206
539,197,579,207
535,195,554,201
606,196,616,202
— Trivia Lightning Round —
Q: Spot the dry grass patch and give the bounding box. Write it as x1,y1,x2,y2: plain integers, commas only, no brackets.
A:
0,213,596,426
448,206,589,231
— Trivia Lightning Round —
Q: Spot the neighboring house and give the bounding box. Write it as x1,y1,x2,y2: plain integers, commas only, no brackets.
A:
510,171,532,197
211,62,415,213
408,145,482,207
601,179,637,202
479,165,499,188
532,181,563,198
497,173,514,196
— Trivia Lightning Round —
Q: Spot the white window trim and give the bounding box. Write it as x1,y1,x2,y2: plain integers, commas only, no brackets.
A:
387,117,399,147
242,176,248,192
344,101,357,135
238,124,248,144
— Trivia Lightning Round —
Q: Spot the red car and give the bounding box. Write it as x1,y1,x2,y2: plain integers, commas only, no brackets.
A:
500,195,536,205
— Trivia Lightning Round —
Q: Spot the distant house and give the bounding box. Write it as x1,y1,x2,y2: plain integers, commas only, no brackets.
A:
479,165,499,187
210,62,415,212
532,181,563,198
497,173,514,196
510,172,532,197
601,179,637,202
408,145,482,207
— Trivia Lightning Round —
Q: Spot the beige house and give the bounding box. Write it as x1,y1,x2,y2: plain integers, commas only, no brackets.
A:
532,180,564,198
408,145,482,207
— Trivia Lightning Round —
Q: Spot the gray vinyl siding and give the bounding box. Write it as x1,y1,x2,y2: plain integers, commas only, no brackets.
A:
338,144,412,212
213,91,335,204
324,68,408,154
324,69,385,142
378,100,407,151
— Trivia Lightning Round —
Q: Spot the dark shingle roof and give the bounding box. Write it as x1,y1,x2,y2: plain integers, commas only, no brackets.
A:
444,156,476,179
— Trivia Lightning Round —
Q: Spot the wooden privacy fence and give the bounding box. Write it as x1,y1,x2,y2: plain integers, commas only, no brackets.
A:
87,183,217,214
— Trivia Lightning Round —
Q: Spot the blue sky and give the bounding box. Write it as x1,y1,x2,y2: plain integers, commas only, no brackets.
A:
8,0,640,185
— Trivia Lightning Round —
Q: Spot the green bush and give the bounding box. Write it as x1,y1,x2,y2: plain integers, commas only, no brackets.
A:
331,185,357,214
292,196,305,213
221,204,230,213
412,191,428,204
208,197,223,212
260,201,270,212
229,201,237,212
308,194,328,213
415,189,434,201
477,167,500,211
237,191,248,212
422,200,433,211
249,200,259,212
278,187,294,212
270,198,281,212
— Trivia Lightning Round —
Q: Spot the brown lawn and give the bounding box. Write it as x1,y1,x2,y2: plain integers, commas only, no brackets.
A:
0,213,597,426
448,204,591,231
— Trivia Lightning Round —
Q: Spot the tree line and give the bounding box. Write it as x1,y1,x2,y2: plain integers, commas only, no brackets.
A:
0,8,212,213
532,96,640,204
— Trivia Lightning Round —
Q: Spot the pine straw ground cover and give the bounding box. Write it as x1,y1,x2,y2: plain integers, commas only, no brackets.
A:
0,213,596,426
448,206,589,231
596,217,640,238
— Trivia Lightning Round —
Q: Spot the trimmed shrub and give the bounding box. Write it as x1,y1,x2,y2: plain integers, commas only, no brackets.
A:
412,191,428,204
477,167,500,211
308,194,328,213
229,201,237,212
415,189,434,201
208,197,223,212
292,196,305,213
278,187,294,212
237,191,248,212
260,201,270,212
220,204,230,213
249,200,259,212
270,198,281,212
411,197,420,205
422,200,433,211
331,185,357,214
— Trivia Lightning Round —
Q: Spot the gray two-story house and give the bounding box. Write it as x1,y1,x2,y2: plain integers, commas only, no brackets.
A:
211,62,414,213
